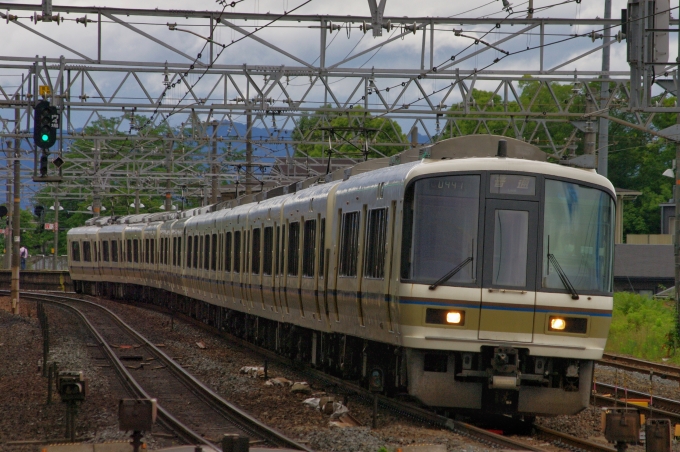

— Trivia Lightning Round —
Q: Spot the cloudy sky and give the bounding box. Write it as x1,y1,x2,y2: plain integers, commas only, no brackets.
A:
0,0,673,134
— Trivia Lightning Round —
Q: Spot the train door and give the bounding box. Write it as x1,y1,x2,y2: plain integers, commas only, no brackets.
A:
478,199,538,342
361,205,393,336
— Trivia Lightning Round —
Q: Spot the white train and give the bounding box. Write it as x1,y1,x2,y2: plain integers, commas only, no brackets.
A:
68,135,615,416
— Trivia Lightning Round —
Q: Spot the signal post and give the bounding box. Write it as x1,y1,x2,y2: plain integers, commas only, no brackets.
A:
11,94,20,314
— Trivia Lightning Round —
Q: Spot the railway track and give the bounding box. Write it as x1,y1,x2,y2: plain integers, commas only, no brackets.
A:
7,290,310,452
593,381,680,423
599,353,680,383
65,292,622,452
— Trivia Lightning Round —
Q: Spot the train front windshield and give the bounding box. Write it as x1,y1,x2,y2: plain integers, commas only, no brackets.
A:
542,179,615,293
401,175,480,285
401,174,615,294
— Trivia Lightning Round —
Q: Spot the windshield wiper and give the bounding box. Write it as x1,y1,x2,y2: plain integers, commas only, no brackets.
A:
547,254,579,300
429,257,473,290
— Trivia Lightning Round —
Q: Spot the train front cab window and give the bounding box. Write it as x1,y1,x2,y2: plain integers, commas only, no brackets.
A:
542,179,615,293
401,175,479,286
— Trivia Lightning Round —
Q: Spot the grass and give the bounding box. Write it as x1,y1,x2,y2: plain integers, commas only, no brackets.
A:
606,292,679,362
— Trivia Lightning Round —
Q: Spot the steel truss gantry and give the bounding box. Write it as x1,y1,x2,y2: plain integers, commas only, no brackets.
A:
0,1,678,204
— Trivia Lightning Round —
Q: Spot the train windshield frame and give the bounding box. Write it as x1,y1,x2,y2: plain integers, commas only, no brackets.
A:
401,172,615,295
542,178,615,294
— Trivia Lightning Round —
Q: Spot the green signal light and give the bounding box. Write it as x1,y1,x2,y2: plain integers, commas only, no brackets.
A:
41,134,49,142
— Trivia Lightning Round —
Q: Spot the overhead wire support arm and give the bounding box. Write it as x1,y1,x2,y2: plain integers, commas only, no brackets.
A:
452,30,509,56
367,0,387,37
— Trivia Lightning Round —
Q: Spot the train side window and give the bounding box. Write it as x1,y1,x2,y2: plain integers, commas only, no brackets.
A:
364,208,388,279
302,219,316,277
234,231,241,273
145,239,150,263
216,234,221,271
83,241,92,262
187,236,192,267
111,240,118,262
177,237,182,267
225,232,232,272
133,239,139,263
127,239,132,263
245,230,250,273
252,228,261,275
274,226,280,276
172,237,177,266
319,218,326,277
71,241,81,262
288,222,300,276
339,212,360,277
193,236,199,268
204,234,210,270
197,235,203,269
150,239,155,264
279,225,286,275
211,233,217,271
263,227,273,275
102,241,110,262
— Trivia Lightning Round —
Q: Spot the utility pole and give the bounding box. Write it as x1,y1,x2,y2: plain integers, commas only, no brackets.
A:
4,148,11,269
52,187,59,270
597,0,611,177
675,30,680,338
92,140,101,218
584,95,597,158
245,113,253,195
211,120,219,204
165,140,173,212
11,95,21,315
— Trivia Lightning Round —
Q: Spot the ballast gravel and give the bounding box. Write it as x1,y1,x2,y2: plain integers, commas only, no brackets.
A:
2,294,667,451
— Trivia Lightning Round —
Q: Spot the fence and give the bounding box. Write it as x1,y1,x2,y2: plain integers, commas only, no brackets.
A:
0,255,69,271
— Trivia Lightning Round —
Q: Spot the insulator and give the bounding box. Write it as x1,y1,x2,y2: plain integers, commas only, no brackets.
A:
76,15,94,26
360,21,372,34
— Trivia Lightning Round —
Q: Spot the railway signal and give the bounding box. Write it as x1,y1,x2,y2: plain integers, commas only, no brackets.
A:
33,100,58,149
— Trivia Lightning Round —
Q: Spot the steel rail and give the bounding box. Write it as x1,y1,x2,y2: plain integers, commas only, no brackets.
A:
71,292,629,452
532,425,615,452
593,382,680,423
599,353,680,383
12,291,311,452
15,293,219,450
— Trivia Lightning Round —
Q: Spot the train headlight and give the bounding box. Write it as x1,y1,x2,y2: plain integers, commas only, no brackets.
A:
446,311,462,324
550,317,566,330
425,308,465,326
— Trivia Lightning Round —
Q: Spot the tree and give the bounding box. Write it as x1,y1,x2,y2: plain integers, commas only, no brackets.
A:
293,107,407,159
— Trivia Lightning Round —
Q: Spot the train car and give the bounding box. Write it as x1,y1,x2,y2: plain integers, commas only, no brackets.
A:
68,135,615,416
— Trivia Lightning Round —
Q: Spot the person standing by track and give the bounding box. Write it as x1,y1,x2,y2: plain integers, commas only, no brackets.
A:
19,245,28,270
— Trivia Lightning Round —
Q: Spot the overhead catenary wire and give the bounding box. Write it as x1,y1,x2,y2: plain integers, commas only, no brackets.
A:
366,1,680,118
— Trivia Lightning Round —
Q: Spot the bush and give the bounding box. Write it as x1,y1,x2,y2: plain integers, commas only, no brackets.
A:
606,292,678,361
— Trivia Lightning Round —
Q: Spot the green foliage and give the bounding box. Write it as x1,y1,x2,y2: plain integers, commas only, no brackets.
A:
440,77,583,151
607,292,678,361
293,106,407,158
607,96,676,236
30,116,209,243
